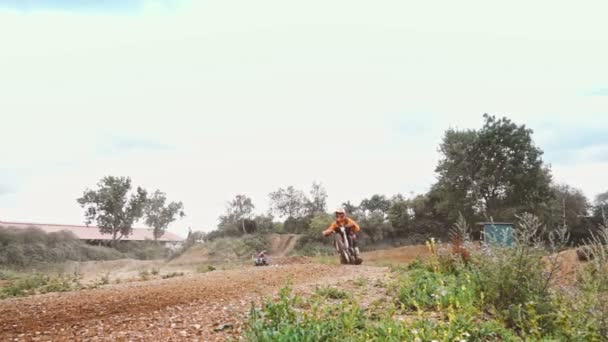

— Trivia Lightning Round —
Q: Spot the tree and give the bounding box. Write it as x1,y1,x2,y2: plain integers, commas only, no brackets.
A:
252,214,276,233
306,182,328,216
342,201,358,215
434,114,553,222
593,191,608,223
225,194,255,234
544,184,588,227
433,129,479,222
360,194,391,216
144,190,185,241
388,195,412,236
269,186,307,219
77,176,148,245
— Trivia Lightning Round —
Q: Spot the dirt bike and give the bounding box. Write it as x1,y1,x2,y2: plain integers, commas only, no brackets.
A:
253,254,270,266
254,258,269,266
334,226,362,265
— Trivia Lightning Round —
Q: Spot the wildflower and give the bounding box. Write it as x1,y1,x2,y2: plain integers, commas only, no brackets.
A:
411,329,419,335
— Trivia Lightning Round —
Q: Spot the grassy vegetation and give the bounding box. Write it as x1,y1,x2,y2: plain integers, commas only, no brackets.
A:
161,272,185,279
0,226,170,269
0,227,124,268
0,272,83,299
245,215,607,341
197,264,216,273
314,286,351,300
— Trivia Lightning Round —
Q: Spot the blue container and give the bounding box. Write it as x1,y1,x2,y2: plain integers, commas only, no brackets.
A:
479,222,514,246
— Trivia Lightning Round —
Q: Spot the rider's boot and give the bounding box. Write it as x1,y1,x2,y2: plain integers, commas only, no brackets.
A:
352,240,363,265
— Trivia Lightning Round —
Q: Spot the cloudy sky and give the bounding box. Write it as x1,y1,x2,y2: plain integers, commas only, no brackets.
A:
1,0,607,237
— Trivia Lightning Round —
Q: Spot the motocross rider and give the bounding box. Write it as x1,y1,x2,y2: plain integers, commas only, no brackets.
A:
323,207,362,261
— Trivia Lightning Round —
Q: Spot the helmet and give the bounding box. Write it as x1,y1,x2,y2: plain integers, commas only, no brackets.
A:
334,207,346,215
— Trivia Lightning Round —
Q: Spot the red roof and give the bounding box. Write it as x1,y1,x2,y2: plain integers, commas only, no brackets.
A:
0,221,184,242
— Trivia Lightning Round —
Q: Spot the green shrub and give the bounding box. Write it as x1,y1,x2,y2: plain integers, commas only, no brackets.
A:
161,272,185,279
0,273,82,299
197,265,216,273
395,267,480,316
139,269,151,281
314,286,351,300
245,286,518,341
0,226,125,268
114,241,168,260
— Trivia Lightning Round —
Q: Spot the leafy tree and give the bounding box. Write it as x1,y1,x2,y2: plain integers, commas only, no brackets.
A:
305,213,334,242
388,195,412,236
360,194,391,216
306,182,328,216
434,114,552,222
283,217,312,234
544,184,589,228
433,129,479,222
593,191,608,224
144,190,185,241
269,186,307,219
77,176,148,245
341,201,358,215
217,195,255,236
225,194,255,234
358,211,392,243
252,214,276,233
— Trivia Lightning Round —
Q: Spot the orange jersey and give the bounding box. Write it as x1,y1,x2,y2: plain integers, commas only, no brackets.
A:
323,217,361,236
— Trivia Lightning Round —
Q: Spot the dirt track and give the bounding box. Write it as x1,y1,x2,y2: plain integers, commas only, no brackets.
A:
0,262,388,341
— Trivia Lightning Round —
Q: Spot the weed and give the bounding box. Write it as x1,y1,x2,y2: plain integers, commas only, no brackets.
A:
139,270,151,281
314,286,350,300
161,272,185,279
0,273,82,299
196,265,216,273
151,268,160,276
89,272,111,288
353,277,368,287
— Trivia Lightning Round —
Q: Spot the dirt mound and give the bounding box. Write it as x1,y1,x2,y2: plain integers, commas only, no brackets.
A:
168,244,211,266
268,234,300,257
272,256,313,265
547,249,587,287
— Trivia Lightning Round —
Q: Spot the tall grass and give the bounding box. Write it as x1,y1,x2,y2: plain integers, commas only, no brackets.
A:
0,226,168,268
0,227,124,268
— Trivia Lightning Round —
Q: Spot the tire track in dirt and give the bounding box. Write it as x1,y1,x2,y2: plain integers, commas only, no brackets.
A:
0,263,387,341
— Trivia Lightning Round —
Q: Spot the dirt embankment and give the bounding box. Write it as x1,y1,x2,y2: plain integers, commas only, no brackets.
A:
267,234,300,257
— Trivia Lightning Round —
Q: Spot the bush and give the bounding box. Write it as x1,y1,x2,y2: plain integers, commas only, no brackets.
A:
197,265,216,273
0,226,124,268
0,273,82,299
245,286,518,341
161,272,185,279
139,269,151,281
314,286,351,300
114,241,168,260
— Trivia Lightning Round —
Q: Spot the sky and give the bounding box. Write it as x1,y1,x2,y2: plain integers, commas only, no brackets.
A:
1,0,607,237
